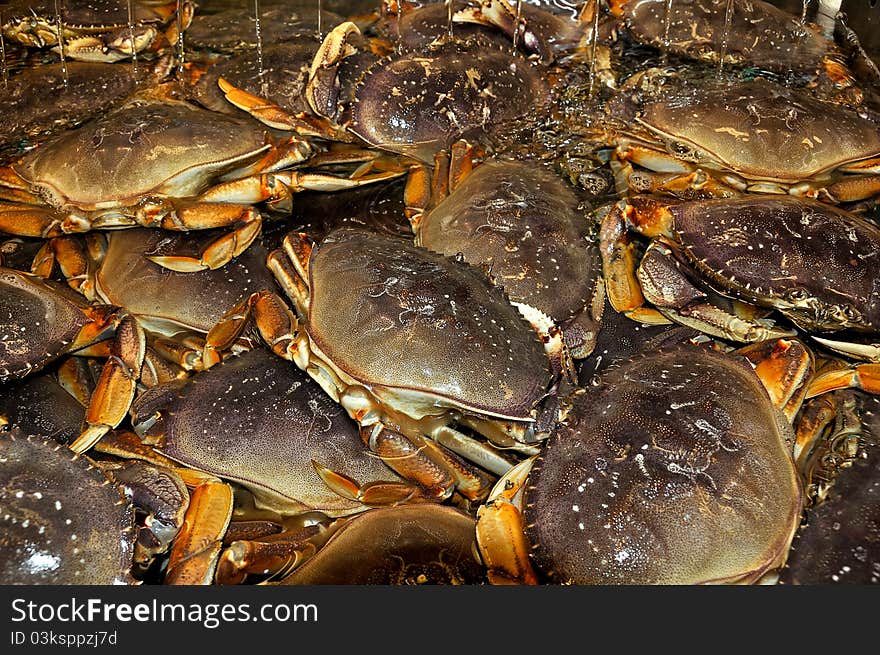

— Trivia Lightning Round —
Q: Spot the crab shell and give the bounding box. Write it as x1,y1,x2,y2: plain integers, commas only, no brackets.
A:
780,392,880,584
0,372,86,446
193,41,319,118
623,79,880,191
1,0,186,61
0,268,93,382
655,196,880,332
417,159,602,352
279,504,486,584
347,39,551,163
184,2,343,55
303,228,553,422
151,347,402,517
96,228,278,336
0,61,151,156
13,97,272,211
0,428,135,584
524,346,802,584
615,0,840,74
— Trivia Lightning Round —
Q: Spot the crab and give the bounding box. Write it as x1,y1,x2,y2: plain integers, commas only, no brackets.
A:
0,427,136,583
405,143,605,380
600,194,880,350
600,76,880,204
184,0,345,57
133,346,415,514
1,0,194,63
81,428,237,585
276,504,486,585
780,390,880,584
0,90,403,272
377,0,593,65
476,339,810,584
0,58,169,157
0,359,91,445
0,266,148,453
30,228,281,373
128,345,458,583
221,20,553,164
203,227,557,502
592,0,854,89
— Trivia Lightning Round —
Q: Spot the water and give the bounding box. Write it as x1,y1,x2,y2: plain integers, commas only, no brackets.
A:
127,0,139,79
716,0,735,78
317,0,323,40
254,0,267,96
801,0,812,24
447,0,454,37
513,0,523,51
0,11,7,89
176,0,185,74
661,0,674,64
588,1,601,97
54,0,68,87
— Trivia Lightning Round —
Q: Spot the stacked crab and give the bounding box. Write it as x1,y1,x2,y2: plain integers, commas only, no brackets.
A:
0,0,878,586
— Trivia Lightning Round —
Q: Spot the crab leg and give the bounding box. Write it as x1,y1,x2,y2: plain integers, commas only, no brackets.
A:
312,462,434,506
165,472,234,585
475,457,540,585
599,200,672,325
217,77,347,140
805,363,880,398
148,205,262,272
31,236,97,300
735,338,815,423
306,21,362,120
216,525,332,585
69,315,146,454
0,202,65,237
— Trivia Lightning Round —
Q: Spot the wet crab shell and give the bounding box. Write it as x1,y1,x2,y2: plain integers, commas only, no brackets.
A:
347,39,552,163
617,0,839,74
96,228,278,335
780,393,880,584
662,196,880,332
0,61,149,156
0,428,135,584
185,2,343,55
2,0,177,40
16,97,272,210
193,41,319,118
524,346,802,584
417,159,601,332
633,79,880,184
306,228,554,421
0,372,86,446
279,504,486,585
0,268,90,382
153,347,402,517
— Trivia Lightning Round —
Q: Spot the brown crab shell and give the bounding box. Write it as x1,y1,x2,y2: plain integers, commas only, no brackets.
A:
347,39,551,163
0,428,135,584
0,268,90,383
96,228,277,335
279,504,486,585
666,196,880,331
306,228,553,420
418,159,601,328
636,79,880,183
193,41,319,117
155,347,402,517
18,98,271,209
524,346,802,584
780,392,880,584
621,0,839,74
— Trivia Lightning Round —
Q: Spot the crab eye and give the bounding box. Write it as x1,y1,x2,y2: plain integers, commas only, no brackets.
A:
668,141,699,162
